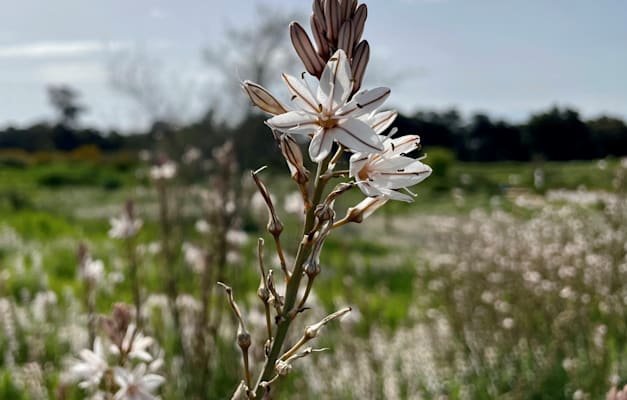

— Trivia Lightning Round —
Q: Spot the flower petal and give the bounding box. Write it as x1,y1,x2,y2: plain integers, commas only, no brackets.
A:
349,153,370,179
309,130,335,162
267,111,317,132
333,118,383,154
377,188,415,202
281,73,320,114
363,110,398,134
336,87,391,118
385,135,421,157
318,49,352,112
374,159,432,189
142,374,166,391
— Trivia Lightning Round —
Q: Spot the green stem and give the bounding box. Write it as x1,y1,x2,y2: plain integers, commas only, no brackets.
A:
253,158,329,397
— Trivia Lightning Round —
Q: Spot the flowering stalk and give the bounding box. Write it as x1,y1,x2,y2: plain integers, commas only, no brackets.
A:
236,0,433,397
253,157,330,397
77,243,99,348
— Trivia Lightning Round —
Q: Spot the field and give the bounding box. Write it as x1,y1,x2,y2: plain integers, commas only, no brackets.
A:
0,152,626,399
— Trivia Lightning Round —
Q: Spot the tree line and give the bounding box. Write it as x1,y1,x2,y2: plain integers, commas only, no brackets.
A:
2,105,626,168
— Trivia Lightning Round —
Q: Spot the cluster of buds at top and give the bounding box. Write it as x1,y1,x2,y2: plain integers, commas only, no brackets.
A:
292,0,369,94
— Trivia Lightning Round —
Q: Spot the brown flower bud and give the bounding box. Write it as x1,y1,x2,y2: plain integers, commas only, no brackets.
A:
344,197,388,223
275,360,292,376
237,332,252,351
304,258,321,278
351,40,370,94
352,3,368,45
324,0,340,42
251,167,284,237
304,307,351,339
280,134,309,184
290,22,326,78
339,0,356,22
241,80,288,115
337,20,354,59
310,15,329,60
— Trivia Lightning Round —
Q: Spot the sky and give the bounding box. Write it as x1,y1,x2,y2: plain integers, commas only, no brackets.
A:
0,0,626,132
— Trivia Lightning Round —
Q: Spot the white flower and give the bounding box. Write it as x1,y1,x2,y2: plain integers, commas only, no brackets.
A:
149,161,177,181
226,229,249,246
182,147,202,164
110,325,155,363
194,219,211,234
182,243,204,273
109,215,143,239
284,191,304,216
69,338,108,389
113,364,164,400
349,135,432,202
267,49,389,162
81,257,104,283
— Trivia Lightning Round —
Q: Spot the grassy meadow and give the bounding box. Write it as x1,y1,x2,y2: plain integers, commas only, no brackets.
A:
0,149,626,399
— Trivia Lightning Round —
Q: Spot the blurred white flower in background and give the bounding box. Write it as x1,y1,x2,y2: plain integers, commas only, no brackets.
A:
113,363,165,400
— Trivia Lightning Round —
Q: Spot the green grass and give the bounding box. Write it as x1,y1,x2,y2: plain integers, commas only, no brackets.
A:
0,157,623,399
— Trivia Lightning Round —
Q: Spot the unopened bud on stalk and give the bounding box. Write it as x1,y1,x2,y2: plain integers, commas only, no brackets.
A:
275,360,292,376
237,332,252,351
351,40,370,94
241,81,287,115
290,22,326,78
304,258,321,278
257,281,270,303
218,282,251,345
279,134,309,185
304,307,352,339
285,347,329,363
251,167,284,237
101,303,132,348
352,4,367,44
342,197,388,224
314,202,335,223
337,20,354,59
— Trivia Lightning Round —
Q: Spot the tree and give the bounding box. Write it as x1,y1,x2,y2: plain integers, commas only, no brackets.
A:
525,107,591,161
203,5,300,122
47,85,86,127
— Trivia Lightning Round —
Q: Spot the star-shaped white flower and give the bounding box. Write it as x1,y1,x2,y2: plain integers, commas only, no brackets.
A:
113,364,164,400
109,214,143,239
69,338,109,389
349,135,432,202
110,325,155,363
267,49,390,162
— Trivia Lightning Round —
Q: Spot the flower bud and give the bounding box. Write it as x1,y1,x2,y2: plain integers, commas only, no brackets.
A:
257,281,270,303
241,80,288,115
304,307,351,339
324,0,340,42
351,40,370,94
279,134,309,184
275,360,292,376
310,14,329,60
344,197,388,223
352,4,368,44
314,202,335,223
337,20,354,59
304,258,321,278
237,331,251,351
290,22,325,78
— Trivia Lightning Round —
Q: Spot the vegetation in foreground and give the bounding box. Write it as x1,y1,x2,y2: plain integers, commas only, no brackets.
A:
0,155,626,398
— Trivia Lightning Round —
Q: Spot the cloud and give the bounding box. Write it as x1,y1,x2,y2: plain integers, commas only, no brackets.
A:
0,40,131,59
37,61,106,83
